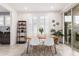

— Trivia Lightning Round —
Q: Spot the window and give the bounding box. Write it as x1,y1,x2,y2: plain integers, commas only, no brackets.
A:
27,16,33,36
5,15,10,26
0,16,4,26
74,16,79,25
27,15,50,36
32,16,38,36
65,16,72,22
0,15,10,26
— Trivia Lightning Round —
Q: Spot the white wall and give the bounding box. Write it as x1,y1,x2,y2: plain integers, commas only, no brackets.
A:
10,11,17,45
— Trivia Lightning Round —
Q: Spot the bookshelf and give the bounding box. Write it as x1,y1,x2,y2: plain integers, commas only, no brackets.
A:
16,21,26,44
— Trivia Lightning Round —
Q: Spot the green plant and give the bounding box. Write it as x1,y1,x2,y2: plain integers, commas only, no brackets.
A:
39,27,44,34
53,30,64,37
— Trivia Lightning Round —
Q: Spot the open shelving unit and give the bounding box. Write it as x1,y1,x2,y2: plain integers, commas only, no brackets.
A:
16,21,26,44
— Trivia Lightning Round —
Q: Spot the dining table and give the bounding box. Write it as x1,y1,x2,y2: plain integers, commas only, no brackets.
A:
26,37,57,55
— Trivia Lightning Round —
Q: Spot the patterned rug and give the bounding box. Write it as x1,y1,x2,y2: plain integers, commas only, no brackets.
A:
25,45,56,56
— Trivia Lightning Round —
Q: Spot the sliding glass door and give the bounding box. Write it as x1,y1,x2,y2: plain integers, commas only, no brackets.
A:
64,10,72,46
64,4,79,52
72,5,79,51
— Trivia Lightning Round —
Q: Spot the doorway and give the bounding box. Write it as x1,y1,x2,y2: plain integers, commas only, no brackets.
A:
64,10,72,46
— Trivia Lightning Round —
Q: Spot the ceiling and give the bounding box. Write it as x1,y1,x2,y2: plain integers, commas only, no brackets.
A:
8,3,72,12
0,5,9,12
72,4,79,11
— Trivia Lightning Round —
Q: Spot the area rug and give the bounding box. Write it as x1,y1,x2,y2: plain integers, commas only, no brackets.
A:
25,45,56,56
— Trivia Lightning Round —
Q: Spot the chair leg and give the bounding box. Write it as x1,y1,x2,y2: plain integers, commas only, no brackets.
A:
26,41,29,54
51,46,54,55
54,44,57,54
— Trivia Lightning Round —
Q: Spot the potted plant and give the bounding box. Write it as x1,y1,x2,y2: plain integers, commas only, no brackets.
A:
51,30,64,44
54,30,63,37
39,27,44,35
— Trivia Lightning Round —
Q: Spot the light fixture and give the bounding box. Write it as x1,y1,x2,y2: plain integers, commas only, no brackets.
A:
24,7,28,10
50,6,54,9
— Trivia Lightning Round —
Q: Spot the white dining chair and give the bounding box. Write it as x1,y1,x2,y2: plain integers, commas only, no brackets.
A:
29,38,40,54
44,37,55,55
44,37,54,46
29,38,40,46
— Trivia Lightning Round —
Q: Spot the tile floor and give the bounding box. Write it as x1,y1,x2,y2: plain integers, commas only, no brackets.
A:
0,44,26,56
0,44,79,56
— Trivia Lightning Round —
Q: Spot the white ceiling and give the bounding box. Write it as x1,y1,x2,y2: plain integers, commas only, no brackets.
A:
8,3,72,12
0,5,9,12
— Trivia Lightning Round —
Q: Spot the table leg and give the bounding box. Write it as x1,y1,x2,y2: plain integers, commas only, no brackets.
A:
26,40,29,54
54,44,57,54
